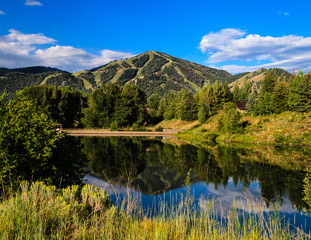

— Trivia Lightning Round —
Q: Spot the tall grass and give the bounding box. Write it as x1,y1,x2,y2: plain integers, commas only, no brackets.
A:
0,181,310,239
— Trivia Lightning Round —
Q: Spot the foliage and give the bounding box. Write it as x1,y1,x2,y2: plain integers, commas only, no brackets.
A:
17,85,87,128
158,92,177,120
176,89,198,121
303,170,311,209
110,121,119,131
82,83,122,128
155,126,163,132
177,63,206,87
76,71,97,88
117,69,138,85
245,70,311,116
45,72,85,91
100,64,119,84
197,81,233,123
0,97,62,188
82,83,148,128
218,102,242,134
132,53,149,68
272,74,289,114
0,181,110,239
141,54,168,75
1,179,308,239
288,71,311,112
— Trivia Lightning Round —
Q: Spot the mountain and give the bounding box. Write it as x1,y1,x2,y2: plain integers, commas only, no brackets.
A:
0,66,63,75
228,68,292,90
0,67,85,99
74,51,232,96
0,52,292,100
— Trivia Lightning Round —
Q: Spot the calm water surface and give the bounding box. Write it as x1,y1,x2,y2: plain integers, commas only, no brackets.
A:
73,136,311,231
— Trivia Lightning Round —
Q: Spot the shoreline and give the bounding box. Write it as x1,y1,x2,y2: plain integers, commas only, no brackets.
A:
64,128,179,138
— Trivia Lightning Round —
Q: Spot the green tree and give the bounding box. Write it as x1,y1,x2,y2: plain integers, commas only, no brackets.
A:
147,94,161,120
0,96,62,187
233,83,240,102
197,81,233,123
239,80,252,100
158,92,177,120
272,74,289,114
148,94,161,111
253,70,277,115
176,89,198,121
114,84,148,126
288,71,311,112
218,102,241,134
246,88,258,112
17,85,86,127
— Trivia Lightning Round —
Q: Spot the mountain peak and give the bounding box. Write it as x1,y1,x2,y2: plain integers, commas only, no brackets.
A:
83,51,232,96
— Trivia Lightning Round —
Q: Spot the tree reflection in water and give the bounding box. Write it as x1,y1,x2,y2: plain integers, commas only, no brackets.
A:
80,136,310,211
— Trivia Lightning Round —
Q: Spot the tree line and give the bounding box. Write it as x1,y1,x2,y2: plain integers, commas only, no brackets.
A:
233,70,311,115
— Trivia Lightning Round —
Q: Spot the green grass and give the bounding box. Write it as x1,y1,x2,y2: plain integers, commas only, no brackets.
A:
174,111,311,146
111,69,124,83
0,181,309,239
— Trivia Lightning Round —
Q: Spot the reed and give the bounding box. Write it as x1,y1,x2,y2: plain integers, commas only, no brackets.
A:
0,181,309,239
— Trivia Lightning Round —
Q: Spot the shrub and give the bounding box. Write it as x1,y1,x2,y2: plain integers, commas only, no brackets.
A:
155,126,163,132
110,121,119,131
218,102,242,134
0,96,62,189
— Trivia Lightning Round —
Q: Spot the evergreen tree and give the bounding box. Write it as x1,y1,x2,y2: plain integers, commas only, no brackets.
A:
176,89,198,121
233,83,240,102
253,70,277,115
82,83,148,128
272,74,289,114
246,88,258,112
17,85,87,128
197,82,233,123
261,70,277,94
289,71,311,112
239,79,252,100
158,92,177,120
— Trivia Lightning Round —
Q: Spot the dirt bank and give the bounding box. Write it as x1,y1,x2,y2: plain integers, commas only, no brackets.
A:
64,129,179,138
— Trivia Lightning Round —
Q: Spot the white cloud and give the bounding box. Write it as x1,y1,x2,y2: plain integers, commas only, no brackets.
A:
277,11,290,16
7,29,56,45
25,0,42,6
0,10,5,15
200,28,311,73
0,29,135,72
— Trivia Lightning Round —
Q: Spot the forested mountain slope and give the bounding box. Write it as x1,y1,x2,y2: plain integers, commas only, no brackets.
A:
75,51,232,96
0,67,85,99
0,52,293,99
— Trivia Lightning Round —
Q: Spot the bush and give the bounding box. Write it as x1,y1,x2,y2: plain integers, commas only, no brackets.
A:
0,96,62,189
218,103,242,134
155,126,163,132
110,121,119,131
132,123,147,131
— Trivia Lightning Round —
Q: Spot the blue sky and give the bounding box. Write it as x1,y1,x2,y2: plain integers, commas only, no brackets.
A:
1,0,311,73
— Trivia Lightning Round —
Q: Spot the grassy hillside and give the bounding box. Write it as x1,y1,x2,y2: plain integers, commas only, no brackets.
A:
156,111,311,147
229,68,291,90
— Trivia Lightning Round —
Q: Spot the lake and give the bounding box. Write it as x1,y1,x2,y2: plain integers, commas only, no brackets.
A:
73,136,311,231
